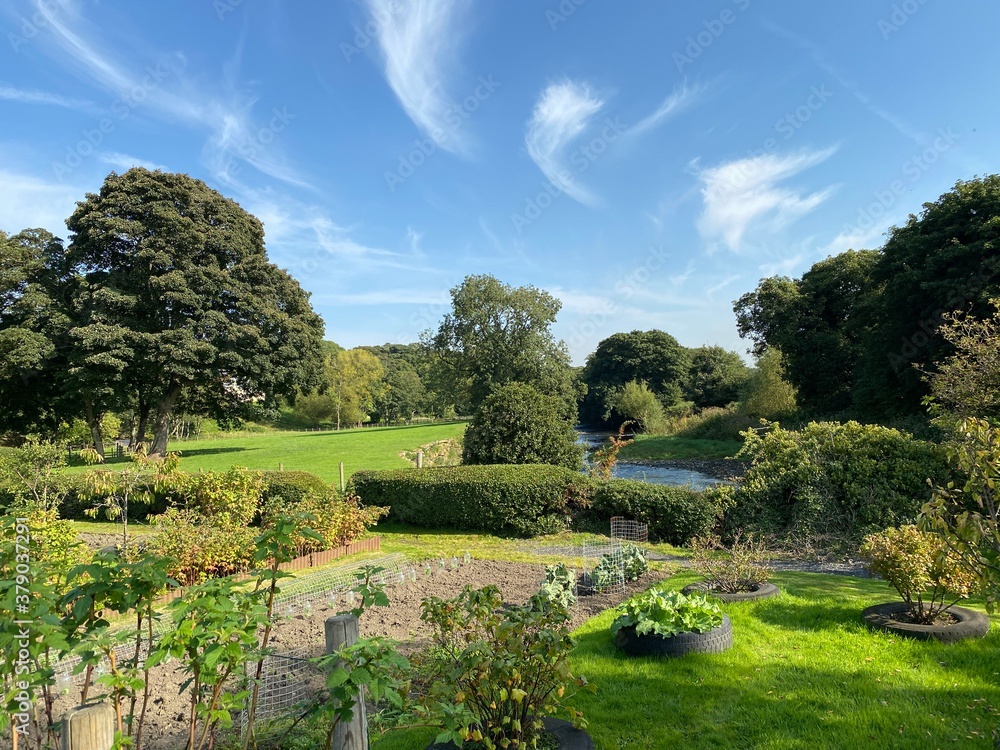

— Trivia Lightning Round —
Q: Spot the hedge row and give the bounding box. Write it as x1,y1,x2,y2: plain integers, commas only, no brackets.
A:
13,470,332,521
350,465,721,541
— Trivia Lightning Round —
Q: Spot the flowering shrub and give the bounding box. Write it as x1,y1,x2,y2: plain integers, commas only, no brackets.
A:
860,524,978,624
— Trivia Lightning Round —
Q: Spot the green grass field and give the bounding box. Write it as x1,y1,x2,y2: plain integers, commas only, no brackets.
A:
63,421,467,483
372,569,1000,750
618,435,743,460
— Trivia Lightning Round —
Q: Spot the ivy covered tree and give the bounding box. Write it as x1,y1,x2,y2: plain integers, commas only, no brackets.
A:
64,168,325,454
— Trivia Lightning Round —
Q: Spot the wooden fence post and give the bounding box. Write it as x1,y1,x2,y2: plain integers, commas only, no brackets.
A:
325,614,368,750
339,462,346,492
416,450,423,469
278,462,283,472
61,703,115,750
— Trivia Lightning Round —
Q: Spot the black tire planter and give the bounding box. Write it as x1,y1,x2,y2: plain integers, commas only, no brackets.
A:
613,615,733,657
426,718,593,750
861,602,990,643
681,581,780,602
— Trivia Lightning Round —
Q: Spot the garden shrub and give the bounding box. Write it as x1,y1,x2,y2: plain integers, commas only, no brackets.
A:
350,464,587,536
860,524,977,624
177,467,263,527
582,479,721,544
147,508,257,585
259,470,330,508
724,421,952,546
265,492,389,551
689,532,773,593
539,562,576,609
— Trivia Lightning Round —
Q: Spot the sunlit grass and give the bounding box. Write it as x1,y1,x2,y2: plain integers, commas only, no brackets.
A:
618,435,743,460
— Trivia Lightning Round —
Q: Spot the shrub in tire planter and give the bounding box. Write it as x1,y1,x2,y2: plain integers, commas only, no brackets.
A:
859,525,982,638
611,590,732,657
683,533,779,601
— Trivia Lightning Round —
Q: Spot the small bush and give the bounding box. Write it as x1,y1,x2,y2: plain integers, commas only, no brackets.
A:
260,470,330,508
147,508,257,586
178,467,263,527
584,479,720,545
860,525,977,624
688,533,773,593
724,421,952,546
539,562,576,609
350,465,587,536
272,492,388,551
673,406,757,443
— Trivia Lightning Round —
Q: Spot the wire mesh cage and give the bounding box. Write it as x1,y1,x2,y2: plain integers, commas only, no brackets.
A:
610,516,648,544
240,648,325,737
576,538,626,597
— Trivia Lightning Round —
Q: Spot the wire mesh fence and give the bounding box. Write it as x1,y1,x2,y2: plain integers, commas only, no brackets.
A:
240,648,325,736
576,538,625,597
610,516,648,544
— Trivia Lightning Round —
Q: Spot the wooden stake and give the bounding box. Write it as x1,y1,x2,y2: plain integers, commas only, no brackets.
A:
339,462,345,492
325,615,368,750
61,703,115,750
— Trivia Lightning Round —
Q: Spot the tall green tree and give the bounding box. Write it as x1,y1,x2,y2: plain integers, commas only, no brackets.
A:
429,275,575,414
65,168,325,455
739,349,798,420
854,176,1000,418
326,348,385,429
734,249,880,416
579,330,690,426
684,345,752,408
372,361,425,424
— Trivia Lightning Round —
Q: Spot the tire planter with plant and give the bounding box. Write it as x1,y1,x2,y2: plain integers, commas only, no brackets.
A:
427,718,594,750
610,589,732,658
681,580,780,602
861,601,990,643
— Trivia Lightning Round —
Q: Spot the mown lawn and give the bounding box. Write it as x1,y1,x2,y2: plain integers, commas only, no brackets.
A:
62,421,467,483
618,435,743,460
372,570,1000,750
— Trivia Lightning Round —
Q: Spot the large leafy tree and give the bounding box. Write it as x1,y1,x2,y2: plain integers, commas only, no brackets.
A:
326,348,385,429
734,249,879,416
578,330,690,426
428,275,575,414
854,176,1000,418
684,345,752,408
65,168,325,455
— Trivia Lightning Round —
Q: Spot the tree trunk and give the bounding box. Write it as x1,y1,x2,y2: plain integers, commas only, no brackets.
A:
83,399,106,458
135,400,151,450
149,383,183,457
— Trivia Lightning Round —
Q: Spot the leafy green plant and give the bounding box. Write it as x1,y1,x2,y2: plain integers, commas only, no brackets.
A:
0,440,69,509
620,543,648,581
539,562,576,609
147,508,257,585
689,533,773,593
588,543,647,593
266,492,388,552
414,585,591,749
860,525,977,624
611,590,723,638
178,466,264,526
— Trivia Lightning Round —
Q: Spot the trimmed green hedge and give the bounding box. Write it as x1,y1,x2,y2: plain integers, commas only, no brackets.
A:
584,480,720,545
260,470,330,507
350,464,720,542
350,465,586,537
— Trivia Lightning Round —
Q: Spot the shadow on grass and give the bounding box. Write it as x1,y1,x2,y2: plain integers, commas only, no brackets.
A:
171,445,250,458
293,421,468,438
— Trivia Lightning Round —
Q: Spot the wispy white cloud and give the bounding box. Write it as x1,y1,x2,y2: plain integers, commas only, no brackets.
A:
630,82,705,137
0,168,81,235
695,147,837,252
0,85,93,111
98,152,170,172
525,80,605,205
365,0,471,155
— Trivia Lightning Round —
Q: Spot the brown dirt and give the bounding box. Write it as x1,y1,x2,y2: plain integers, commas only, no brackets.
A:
25,559,666,750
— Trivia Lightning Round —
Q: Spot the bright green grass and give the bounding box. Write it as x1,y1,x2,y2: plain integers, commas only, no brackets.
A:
372,570,1000,750
618,435,743,460
62,421,467,483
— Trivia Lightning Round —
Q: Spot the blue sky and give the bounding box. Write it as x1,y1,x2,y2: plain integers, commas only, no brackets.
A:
2,1,998,364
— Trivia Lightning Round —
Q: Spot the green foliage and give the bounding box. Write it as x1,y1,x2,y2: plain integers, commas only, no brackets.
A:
293,391,336,427
371,360,426,424
855,176,1000,418
428,274,577,415
920,417,1000,612
688,533,773,593
350,464,586,537
620,542,649,581
147,508,258,585
269,492,388,551
414,585,591,749
668,405,757,443
607,380,667,434
260,470,331,506
727,421,951,546
0,440,68,509
462,382,583,470
589,543,648,592
579,329,691,427
684,345,752,409
860,525,977,624
11,504,89,594
583,479,721,545
178,467,264,527
539,562,577,609
611,589,723,638
739,349,798,420
735,250,880,416
327,348,386,429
